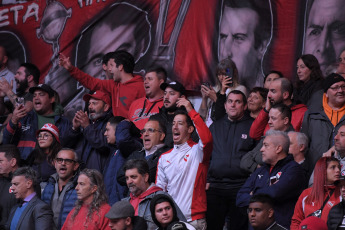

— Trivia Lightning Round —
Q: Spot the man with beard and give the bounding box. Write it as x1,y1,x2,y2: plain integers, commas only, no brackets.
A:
149,81,198,148
41,148,80,230
0,62,39,114
250,78,307,140
71,91,113,172
3,84,77,160
123,159,186,230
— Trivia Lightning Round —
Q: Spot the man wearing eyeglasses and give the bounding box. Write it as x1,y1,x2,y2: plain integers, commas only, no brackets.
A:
117,118,170,186
41,148,80,230
302,73,345,167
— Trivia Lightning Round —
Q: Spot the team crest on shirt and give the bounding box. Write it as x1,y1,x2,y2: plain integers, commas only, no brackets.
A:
184,154,190,162
342,170,345,176
276,172,282,179
327,201,335,208
21,124,31,132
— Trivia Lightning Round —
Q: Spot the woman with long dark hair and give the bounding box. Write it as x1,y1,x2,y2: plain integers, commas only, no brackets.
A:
294,54,324,106
26,123,62,188
291,157,341,229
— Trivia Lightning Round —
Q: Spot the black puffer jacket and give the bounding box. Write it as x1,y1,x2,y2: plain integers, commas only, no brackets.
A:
327,200,345,230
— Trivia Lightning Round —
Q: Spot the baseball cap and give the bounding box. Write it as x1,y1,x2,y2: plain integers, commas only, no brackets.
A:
83,91,111,105
160,81,186,95
36,123,60,143
29,84,55,97
105,200,134,219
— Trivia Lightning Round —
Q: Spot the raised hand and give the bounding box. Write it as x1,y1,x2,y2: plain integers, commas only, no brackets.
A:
176,97,193,112
11,105,27,124
58,53,73,71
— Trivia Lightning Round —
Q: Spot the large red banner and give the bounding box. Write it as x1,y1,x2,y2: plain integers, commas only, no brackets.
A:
1,0,344,117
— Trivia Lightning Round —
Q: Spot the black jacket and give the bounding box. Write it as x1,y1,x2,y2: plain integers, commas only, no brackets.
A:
0,174,16,230
327,200,345,230
150,194,179,230
208,113,256,189
117,145,172,185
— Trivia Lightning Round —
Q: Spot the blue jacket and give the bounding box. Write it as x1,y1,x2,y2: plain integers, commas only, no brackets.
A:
3,110,77,160
41,173,78,230
103,121,143,205
236,155,307,229
73,110,112,173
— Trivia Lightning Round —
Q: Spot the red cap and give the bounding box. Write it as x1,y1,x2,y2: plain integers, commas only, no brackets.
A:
36,123,60,143
83,91,111,105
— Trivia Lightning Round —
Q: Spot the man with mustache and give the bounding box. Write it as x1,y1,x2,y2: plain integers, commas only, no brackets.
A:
302,73,345,167
123,159,186,230
71,90,113,172
41,148,80,230
0,63,39,110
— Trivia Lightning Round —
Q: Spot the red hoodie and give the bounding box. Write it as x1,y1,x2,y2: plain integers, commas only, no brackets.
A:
68,66,145,118
129,185,162,215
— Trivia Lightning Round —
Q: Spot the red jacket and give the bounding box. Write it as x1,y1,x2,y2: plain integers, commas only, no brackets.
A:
128,97,163,130
62,203,111,230
290,187,341,230
68,66,145,118
249,104,307,140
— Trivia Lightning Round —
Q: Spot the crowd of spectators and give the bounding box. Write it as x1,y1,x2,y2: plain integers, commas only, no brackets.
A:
1,44,345,230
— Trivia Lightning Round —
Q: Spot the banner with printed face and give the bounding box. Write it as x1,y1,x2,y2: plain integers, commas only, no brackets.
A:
1,0,344,118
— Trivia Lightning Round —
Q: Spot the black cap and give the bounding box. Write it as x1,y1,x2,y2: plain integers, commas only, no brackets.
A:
323,73,345,92
160,81,186,95
29,84,55,97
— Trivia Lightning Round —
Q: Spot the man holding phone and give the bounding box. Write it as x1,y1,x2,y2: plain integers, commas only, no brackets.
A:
3,84,78,160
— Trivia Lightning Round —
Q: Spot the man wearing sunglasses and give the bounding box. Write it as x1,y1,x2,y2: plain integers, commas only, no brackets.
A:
41,148,80,230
